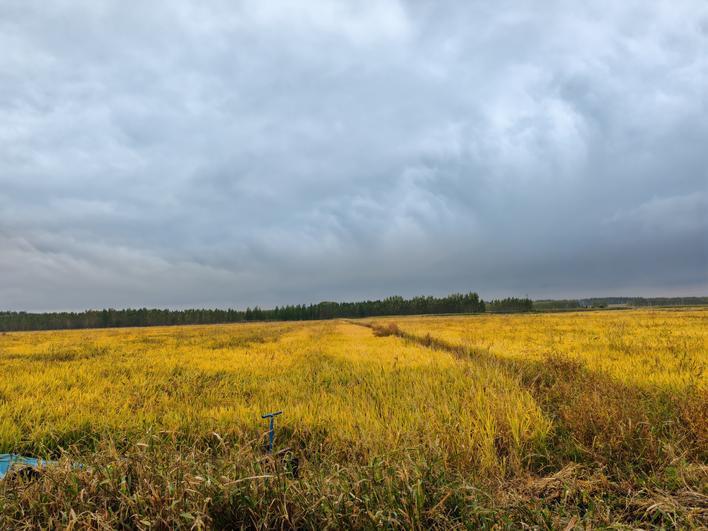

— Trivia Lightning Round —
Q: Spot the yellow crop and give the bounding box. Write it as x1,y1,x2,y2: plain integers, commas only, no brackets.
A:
1,309,704,459
0,320,550,474
375,308,707,392
0,308,706,528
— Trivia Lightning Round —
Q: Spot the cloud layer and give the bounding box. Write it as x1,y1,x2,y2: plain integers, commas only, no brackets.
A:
1,0,707,311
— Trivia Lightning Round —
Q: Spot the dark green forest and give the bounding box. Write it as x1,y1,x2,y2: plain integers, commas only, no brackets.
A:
1,294,705,332
1,292,489,331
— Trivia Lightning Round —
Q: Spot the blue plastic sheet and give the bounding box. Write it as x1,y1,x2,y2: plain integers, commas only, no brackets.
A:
0,454,55,479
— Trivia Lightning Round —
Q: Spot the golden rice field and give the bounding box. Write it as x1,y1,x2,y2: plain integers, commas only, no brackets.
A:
381,308,707,392
0,308,706,528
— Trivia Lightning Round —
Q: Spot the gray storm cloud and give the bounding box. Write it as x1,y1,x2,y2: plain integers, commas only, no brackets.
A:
0,0,706,311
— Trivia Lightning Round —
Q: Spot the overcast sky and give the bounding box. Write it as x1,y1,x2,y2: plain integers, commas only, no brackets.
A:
1,1,707,311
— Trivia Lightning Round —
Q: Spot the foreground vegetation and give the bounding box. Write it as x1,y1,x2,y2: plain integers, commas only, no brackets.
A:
0,309,705,528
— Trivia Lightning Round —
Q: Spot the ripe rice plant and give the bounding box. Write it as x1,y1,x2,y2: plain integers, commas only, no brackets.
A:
0,309,705,528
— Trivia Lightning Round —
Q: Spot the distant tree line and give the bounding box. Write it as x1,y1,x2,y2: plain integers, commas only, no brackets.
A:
532,296,708,311
533,299,582,311
486,297,534,313
578,296,708,308
0,292,488,332
3,294,704,332
535,296,708,311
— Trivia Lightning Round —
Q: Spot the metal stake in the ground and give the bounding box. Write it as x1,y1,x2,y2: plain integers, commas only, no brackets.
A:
261,411,283,453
